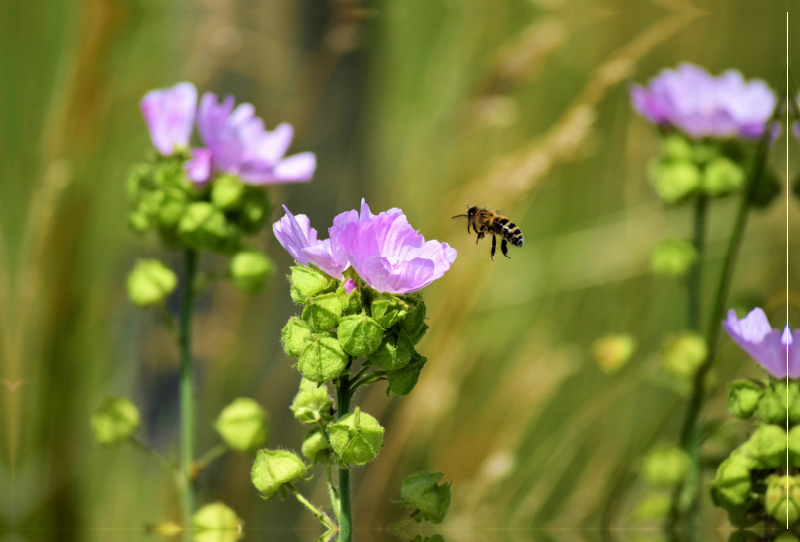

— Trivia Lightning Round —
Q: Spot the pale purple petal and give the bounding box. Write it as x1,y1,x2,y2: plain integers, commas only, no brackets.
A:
723,308,789,379
630,64,776,139
302,240,347,279
140,82,197,155
256,123,295,166
241,152,317,185
272,205,318,265
792,330,800,379
343,278,357,294
184,148,213,185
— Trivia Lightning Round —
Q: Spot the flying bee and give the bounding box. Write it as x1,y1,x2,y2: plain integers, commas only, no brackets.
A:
452,205,524,261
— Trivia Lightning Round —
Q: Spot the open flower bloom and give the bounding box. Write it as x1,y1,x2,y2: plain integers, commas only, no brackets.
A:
188,93,316,185
334,199,457,294
631,64,776,139
272,205,350,279
140,82,198,156
273,200,457,293
723,308,799,379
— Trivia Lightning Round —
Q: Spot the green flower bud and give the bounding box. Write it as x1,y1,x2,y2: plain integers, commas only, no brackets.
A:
371,293,406,328
126,259,177,307
710,452,754,508
631,492,670,520
289,266,331,304
291,378,334,425
236,188,270,234
661,332,706,378
127,163,152,200
338,313,384,357
328,407,384,465
774,534,800,542
138,188,165,216
766,475,800,527
251,449,307,499
724,504,760,529
301,428,331,465
789,426,800,468
703,156,745,197
191,502,242,542
409,324,429,345
179,202,239,252
661,134,693,161
592,334,636,375
128,210,151,233
399,471,452,524
368,330,415,371
157,187,189,228
342,284,363,315
297,332,349,383
302,291,345,332
214,398,269,453
211,175,245,211
757,380,789,424
230,251,275,295
91,397,140,446
649,239,697,277
387,351,427,396
727,379,764,419
648,159,701,203
744,424,787,469
641,445,689,486
281,317,312,358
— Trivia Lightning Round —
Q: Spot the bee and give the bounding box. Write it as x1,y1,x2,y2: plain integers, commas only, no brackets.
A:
452,205,524,261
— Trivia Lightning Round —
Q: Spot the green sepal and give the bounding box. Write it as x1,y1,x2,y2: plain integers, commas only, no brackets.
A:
230,250,275,295
90,397,140,446
661,133,693,161
126,259,177,307
789,426,800,468
650,239,697,277
289,265,331,304
281,317,313,358
710,450,755,508
727,379,764,419
291,378,334,425
301,427,332,466
368,330,414,371
756,381,788,424
744,424,787,469
327,407,385,466
788,381,800,425
399,295,427,338
641,445,689,486
337,312,384,357
766,475,800,527
211,174,245,211
234,188,270,235
302,291,345,332
191,502,242,542
251,449,308,500
647,158,701,204
371,293,406,328
214,398,269,453
342,284,363,315
702,156,745,197
387,351,427,396
297,332,349,383
399,471,452,525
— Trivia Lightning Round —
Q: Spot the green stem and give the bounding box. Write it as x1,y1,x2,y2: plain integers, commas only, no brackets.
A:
665,93,784,531
128,436,183,488
327,464,341,523
191,443,228,479
337,374,352,542
387,510,419,540
288,484,338,532
687,195,707,332
179,249,199,527
349,370,387,392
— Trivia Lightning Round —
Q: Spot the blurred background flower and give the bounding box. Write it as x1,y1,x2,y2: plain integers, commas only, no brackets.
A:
0,0,791,541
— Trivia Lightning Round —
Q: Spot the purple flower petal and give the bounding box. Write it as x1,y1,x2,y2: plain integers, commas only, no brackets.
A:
272,205,319,265
343,278,357,294
184,148,213,185
791,329,800,379
140,82,197,155
723,308,789,379
241,152,317,185
630,64,776,139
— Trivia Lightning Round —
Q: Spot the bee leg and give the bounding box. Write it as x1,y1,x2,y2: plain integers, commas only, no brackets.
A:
491,234,497,262
501,238,510,259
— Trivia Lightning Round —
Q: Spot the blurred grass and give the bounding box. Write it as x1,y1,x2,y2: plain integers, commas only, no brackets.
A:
0,0,792,541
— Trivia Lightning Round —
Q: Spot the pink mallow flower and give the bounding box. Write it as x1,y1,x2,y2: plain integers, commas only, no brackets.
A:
334,199,457,294
187,93,316,186
630,64,776,140
140,82,198,156
723,307,800,379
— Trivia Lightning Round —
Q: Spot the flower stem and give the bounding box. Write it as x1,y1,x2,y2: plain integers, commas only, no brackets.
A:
288,484,338,533
665,96,783,530
337,374,352,542
687,195,707,332
388,510,419,540
327,464,341,523
128,436,183,487
179,249,199,528
191,443,228,480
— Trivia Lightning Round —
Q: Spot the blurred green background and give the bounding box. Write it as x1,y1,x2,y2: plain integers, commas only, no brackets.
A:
0,0,794,541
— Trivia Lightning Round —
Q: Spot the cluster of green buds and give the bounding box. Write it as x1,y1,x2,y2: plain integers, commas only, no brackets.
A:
710,379,800,529
125,153,275,300
647,133,779,205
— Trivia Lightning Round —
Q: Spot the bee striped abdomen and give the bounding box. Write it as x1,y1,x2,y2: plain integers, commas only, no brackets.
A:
493,218,524,247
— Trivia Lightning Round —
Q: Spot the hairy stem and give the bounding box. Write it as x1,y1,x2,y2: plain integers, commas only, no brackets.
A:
337,374,352,542
128,436,183,487
191,443,228,479
288,484,338,532
388,510,420,540
179,249,199,528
